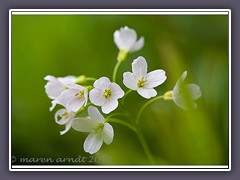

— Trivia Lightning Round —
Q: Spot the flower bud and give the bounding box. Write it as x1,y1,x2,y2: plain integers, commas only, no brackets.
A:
163,91,173,100
75,75,87,84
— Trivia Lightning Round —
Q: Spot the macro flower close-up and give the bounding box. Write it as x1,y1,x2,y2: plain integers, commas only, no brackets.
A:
44,75,76,111
123,56,167,99
114,26,144,61
164,71,202,110
89,77,124,114
54,108,76,135
172,71,202,109
72,106,114,154
58,84,88,112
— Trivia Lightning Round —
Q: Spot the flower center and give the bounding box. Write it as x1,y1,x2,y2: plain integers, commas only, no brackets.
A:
61,112,69,119
102,88,112,98
137,77,147,88
75,90,84,100
94,123,104,134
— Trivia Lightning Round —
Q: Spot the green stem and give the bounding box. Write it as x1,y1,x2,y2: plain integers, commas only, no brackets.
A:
107,117,155,164
112,61,122,82
86,102,92,106
106,118,136,132
136,128,155,164
105,113,129,121
121,90,132,105
136,95,164,124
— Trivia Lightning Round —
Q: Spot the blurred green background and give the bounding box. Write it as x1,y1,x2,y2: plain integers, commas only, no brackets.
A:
12,15,229,165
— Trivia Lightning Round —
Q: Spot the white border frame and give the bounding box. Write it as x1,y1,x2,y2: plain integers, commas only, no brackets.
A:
9,9,231,171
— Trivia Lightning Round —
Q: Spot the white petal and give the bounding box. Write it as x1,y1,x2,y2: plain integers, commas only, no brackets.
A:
145,70,167,88
180,71,188,81
58,76,76,86
58,89,77,108
44,75,55,82
89,89,106,106
67,98,85,112
114,26,137,51
132,56,148,78
54,109,70,125
44,75,76,100
129,37,144,52
93,77,111,90
88,106,105,123
173,96,186,109
84,133,103,154
109,83,125,99
173,71,187,95
101,123,114,145
123,72,138,90
185,84,201,100
44,79,64,99
137,88,157,99
101,98,118,114
72,117,98,132
172,82,180,97
50,99,58,111
176,71,187,87
60,120,73,135
59,87,86,112
173,96,197,110
84,88,88,106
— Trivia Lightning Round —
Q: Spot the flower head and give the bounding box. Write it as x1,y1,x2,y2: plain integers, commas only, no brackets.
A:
58,84,88,112
123,56,167,99
44,75,76,111
164,71,201,109
114,26,144,61
55,108,76,135
72,106,114,154
89,77,124,114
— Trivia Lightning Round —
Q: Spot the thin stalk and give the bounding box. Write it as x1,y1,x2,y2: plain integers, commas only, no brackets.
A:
107,117,155,164
105,113,129,121
136,128,155,164
121,90,132,105
112,61,122,82
86,77,97,81
136,95,164,124
106,118,136,132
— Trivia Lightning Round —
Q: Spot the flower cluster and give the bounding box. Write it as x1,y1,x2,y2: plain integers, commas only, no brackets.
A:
44,26,201,155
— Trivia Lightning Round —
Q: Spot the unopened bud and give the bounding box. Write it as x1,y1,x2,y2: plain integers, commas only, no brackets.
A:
163,91,173,100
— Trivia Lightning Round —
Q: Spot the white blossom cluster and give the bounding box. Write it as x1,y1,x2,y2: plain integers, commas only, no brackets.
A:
44,26,201,154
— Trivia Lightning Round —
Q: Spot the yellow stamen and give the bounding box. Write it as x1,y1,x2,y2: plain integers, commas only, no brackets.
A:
75,90,84,100
102,88,112,98
61,112,69,119
94,123,104,134
137,77,147,88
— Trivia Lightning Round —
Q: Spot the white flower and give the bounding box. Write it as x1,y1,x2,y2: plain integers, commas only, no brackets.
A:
44,75,76,111
114,26,144,53
123,56,167,99
55,108,76,135
164,71,201,109
72,106,114,154
58,84,88,112
89,77,124,114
